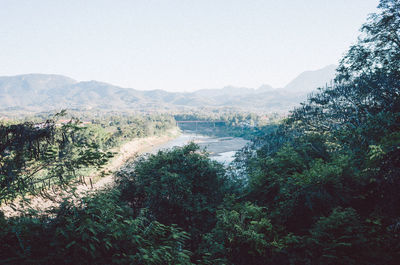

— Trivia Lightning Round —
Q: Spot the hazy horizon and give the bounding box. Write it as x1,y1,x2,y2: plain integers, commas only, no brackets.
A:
1,0,378,92
0,63,336,92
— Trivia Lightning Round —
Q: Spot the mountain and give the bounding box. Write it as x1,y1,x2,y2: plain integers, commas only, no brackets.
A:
282,64,336,103
0,65,336,113
0,74,76,109
284,64,335,92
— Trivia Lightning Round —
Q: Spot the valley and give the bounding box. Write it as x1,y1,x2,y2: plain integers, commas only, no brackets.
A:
1,1,399,263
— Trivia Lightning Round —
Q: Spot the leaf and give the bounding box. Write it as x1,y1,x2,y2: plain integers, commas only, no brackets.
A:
66,241,76,249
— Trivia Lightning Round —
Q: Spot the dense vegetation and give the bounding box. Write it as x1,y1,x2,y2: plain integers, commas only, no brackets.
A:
175,111,281,139
0,112,176,202
1,1,400,264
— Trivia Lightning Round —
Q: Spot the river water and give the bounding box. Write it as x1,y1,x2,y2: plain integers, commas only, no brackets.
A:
151,133,249,165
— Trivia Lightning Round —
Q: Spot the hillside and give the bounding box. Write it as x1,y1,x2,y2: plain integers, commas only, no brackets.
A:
0,65,336,113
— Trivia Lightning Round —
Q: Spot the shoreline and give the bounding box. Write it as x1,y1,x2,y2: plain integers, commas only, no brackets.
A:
1,128,181,217
91,128,181,189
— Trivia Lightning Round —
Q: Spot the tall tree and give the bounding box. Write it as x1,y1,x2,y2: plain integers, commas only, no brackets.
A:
116,143,231,255
0,112,112,202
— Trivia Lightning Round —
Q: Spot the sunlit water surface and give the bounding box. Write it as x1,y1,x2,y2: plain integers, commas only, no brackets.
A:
151,133,249,165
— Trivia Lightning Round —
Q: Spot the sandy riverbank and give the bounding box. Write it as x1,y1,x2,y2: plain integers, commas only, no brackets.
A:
1,128,180,217
92,128,180,189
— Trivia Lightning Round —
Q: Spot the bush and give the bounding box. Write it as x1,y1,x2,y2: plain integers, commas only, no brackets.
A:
0,190,193,264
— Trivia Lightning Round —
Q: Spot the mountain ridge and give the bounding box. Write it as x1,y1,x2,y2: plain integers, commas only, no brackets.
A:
0,65,336,113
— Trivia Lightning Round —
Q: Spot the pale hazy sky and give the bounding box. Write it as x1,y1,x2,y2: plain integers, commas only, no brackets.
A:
0,0,378,92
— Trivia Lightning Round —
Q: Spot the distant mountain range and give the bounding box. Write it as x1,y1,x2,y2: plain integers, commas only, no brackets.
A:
0,65,336,113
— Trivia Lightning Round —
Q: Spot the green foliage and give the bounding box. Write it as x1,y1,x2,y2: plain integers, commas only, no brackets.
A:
175,112,280,139
0,114,113,202
337,0,400,80
200,200,279,265
304,207,371,264
233,1,400,263
0,112,176,202
117,143,232,256
2,1,400,264
0,190,193,264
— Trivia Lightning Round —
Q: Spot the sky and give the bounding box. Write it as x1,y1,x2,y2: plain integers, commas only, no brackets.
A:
0,0,379,92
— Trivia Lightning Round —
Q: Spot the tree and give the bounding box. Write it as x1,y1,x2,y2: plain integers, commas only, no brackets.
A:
237,0,400,262
116,143,231,255
0,112,112,202
200,200,279,265
337,0,400,81
0,190,193,264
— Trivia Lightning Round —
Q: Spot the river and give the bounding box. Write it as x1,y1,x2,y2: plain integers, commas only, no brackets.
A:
151,132,249,165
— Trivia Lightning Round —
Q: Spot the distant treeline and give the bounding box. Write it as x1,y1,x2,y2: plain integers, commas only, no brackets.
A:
0,112,176,202
175,112,281,139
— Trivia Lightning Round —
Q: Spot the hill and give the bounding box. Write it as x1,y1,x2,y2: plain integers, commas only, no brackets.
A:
0,65,336,113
